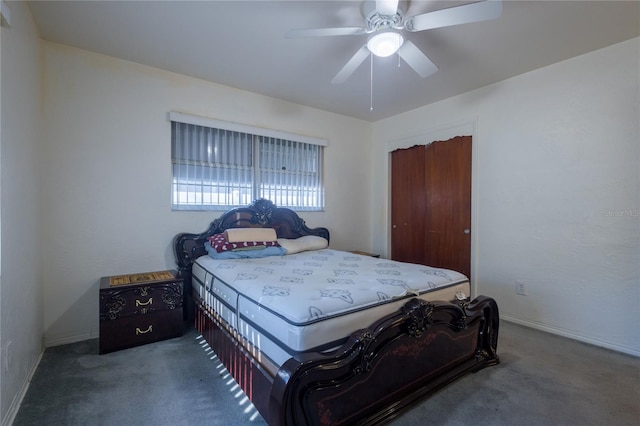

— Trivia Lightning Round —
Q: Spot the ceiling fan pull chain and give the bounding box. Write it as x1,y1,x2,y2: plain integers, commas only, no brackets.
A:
370,53,374,111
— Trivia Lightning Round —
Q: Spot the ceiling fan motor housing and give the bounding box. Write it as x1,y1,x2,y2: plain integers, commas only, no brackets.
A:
365,2,405,32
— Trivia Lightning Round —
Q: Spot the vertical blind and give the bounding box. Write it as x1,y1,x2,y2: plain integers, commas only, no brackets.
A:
171,114,325,211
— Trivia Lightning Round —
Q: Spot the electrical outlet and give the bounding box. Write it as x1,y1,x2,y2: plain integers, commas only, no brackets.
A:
516,281,527,296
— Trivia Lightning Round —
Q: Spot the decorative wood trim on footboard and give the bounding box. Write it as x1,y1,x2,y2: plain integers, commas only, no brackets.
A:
195,290,499,426
271,296,500,426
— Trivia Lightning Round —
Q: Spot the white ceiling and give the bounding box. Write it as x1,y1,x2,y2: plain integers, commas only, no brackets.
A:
27,1,639,122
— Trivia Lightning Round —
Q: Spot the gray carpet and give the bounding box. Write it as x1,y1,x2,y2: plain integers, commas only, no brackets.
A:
13,321,640,426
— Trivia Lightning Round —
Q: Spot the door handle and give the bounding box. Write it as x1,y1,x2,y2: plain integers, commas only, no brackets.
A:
464,228,470,234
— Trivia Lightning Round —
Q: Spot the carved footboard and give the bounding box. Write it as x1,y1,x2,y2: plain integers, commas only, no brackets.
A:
194,289,499,425
270,296,499,426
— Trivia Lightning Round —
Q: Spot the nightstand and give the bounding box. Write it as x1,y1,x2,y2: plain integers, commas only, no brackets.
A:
350,250,381,258
99,270,183,354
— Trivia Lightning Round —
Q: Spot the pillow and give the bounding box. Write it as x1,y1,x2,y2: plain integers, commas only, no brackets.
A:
277,235,329,255
204,242,285,259
224,228,277,243
207,233,279,253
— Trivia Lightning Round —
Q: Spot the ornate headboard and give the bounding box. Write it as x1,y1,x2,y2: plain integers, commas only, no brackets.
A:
173,198,329,270
173,199,330,319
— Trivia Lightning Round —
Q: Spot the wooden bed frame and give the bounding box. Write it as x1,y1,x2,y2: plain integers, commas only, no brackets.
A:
174,199,500,425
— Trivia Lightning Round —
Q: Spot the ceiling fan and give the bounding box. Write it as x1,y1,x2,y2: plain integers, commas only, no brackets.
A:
286,0,503,84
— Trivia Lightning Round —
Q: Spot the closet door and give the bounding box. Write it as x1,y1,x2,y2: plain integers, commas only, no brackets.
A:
390,145,426,265
390,136,472,278
423,136,472,278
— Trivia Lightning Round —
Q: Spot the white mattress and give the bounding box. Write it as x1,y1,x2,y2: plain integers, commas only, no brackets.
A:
192,249,470,367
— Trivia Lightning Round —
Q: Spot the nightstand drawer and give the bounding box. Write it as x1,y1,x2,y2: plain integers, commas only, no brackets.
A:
99,281,182,320
99,309,183,354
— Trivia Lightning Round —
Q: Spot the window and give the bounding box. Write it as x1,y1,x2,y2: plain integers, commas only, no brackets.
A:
170,112,325,211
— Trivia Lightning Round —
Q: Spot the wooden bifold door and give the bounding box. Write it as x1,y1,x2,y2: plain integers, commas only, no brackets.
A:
390,136,472,278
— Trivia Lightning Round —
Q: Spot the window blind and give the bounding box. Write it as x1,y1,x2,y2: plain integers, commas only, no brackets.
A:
170,113,325,211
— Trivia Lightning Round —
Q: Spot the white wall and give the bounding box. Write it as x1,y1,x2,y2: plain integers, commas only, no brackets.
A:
40,42,372,346
0,1,44,423
371,38,640,356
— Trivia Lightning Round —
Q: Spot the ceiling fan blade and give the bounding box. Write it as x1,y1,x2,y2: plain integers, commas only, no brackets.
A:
398,40,438,78
405,0,502,32
376,0,399,16
331,45,370,84
286,27,367,38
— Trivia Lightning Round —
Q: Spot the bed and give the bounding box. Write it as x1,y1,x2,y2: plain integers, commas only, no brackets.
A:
174,199,499,425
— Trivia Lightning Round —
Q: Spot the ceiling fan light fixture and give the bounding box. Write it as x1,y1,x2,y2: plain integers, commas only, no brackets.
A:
367,31,404,57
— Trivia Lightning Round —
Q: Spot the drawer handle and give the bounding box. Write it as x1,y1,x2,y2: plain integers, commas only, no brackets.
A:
136,298,153,307
135,325,153,335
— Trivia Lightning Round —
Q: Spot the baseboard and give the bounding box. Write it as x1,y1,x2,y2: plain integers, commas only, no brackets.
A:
1,349,44,426
44,329,98,348
501,315,640,357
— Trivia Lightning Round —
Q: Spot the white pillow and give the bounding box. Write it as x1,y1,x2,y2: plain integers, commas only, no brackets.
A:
277,235,328,254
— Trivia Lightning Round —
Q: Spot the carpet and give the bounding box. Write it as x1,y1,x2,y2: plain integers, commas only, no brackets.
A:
13,321,640,425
